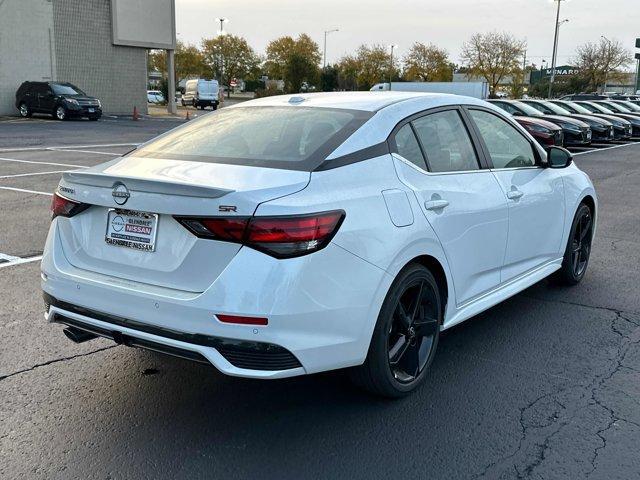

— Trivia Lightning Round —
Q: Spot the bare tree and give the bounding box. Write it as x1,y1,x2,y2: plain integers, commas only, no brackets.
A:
403,43,452,82
574,38,632,92
460,32,526,97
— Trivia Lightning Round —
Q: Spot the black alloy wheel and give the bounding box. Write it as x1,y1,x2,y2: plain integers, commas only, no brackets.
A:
558,203,593,284
350,263,441,397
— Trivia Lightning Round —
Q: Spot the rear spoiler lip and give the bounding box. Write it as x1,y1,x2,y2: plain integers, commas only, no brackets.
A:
61,171,234,199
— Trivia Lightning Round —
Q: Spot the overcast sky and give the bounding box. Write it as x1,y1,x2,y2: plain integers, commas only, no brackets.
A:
175,0,639,69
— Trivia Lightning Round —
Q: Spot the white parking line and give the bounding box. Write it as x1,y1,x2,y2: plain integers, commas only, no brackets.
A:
0,186,52,196
0,143,139,153
0,254,43,269
47,148,122,156
574,142,639,156
0,157,89,168
0,170,76,179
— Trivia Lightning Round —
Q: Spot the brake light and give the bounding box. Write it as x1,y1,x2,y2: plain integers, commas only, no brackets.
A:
51,192,90,219
174,210,345,258
216,314,268,326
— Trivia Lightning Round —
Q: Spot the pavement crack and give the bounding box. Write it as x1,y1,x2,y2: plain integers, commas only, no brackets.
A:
0,345,117,381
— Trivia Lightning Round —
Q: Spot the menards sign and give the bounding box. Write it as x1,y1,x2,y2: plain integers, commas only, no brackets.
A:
544,66,580,76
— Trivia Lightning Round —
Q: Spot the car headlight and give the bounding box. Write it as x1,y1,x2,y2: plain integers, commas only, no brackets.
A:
96,99,101,108
525,123,551,134
558,122,580,132
65,98,79,106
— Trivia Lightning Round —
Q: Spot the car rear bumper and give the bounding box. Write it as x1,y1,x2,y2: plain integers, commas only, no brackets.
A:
41,223,391,378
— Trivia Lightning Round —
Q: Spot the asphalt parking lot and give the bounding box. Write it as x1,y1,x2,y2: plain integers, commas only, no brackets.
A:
1,118,639,480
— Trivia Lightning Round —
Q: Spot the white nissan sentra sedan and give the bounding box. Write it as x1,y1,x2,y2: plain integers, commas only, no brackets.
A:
42,92,596,397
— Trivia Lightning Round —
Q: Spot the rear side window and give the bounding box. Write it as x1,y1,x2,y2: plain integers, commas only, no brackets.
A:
412,110,479,173
469,110,536,169
131,106,371,171
394,124,426,169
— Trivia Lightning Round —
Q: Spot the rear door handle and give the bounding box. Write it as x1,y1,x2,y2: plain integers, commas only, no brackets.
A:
506,189,524,200
424,199,449,210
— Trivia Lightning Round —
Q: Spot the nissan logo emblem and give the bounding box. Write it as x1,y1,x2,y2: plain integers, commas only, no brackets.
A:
112,182,130,205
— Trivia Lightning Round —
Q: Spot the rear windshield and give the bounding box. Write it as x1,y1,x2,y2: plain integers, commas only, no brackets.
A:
130,106,371,170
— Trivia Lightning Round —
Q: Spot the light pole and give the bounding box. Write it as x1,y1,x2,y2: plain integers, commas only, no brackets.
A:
389,44,398,90
216,17,228,35
548,0,569,98
601,35,612,93
216,17,228,97
323,29,339,68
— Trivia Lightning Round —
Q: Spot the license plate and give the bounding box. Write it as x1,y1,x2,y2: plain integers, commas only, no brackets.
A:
105,209,158,252
88,108,95,113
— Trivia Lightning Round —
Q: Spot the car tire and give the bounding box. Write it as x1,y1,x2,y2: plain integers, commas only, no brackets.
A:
556,203,593,285
212,104,218,111
54,106,67,121
349,263,441,398
18,102,32,118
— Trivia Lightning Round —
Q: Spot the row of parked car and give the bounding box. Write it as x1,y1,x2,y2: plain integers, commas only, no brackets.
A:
489,97,640,149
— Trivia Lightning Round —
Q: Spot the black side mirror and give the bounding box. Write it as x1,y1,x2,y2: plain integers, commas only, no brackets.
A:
546,146,573,168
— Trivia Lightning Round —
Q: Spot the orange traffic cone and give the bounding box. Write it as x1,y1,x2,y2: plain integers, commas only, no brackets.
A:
132,106,139,121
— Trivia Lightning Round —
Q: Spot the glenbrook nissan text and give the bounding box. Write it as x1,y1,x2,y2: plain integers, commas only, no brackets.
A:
42,92,596,397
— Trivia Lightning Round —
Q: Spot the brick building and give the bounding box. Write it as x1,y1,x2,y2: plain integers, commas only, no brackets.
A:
0,0,174,116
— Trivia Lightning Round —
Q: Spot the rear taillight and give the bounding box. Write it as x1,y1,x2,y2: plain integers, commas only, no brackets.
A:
175,210,345,258
51,192,90,220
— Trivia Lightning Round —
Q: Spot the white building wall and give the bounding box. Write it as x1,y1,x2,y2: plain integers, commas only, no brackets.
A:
0,0,56,116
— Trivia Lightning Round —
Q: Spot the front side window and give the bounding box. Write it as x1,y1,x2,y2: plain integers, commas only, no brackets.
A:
394,124,426,169
493,101,519,115
469,110,537,169
131,106,370,171
412,110,479,173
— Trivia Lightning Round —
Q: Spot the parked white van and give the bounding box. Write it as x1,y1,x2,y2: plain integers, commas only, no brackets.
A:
182,79,220,110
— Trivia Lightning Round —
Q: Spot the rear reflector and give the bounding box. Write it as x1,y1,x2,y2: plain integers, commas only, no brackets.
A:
216,314,269,326
175,210,345,258
51,192,90,220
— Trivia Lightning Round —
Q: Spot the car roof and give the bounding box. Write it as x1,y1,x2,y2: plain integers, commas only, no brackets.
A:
230,91,483,112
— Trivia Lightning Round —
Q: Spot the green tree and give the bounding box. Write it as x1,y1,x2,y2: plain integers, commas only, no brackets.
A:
337,44,399,90
574,38,632,92
320,65,339,92
336,55,360,90
460,31,526,98
265,34,321,93
403,43,452,82
148,41,208,87
201,34,260,97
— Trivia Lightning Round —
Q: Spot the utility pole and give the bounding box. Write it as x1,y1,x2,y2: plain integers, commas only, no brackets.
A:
521,49,527,95
389,44,398,90
323,29,339,68
548,0,564,98
601,36,612,93
216,17,228,97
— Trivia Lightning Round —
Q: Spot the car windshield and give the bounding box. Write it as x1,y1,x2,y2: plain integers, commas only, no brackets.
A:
131,106,371,171
583,102,614,114
510,101,543,116
540,101,572,115
559,101,592,114
603,102,630,113
619,101,640,112
51,83,85,96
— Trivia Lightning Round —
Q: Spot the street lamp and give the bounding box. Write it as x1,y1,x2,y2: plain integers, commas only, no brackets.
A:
389,44,398,90
216,17,228,36
601,35,612,92
323,29,339,68
548,0,569,98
